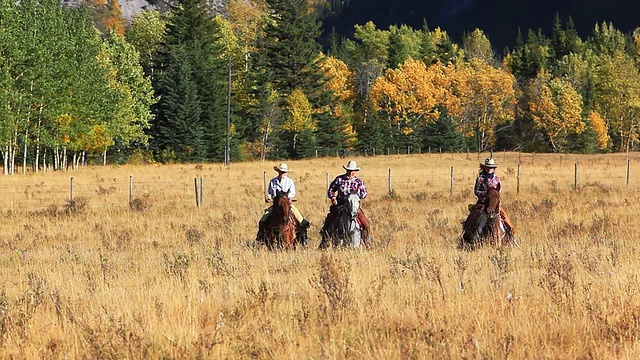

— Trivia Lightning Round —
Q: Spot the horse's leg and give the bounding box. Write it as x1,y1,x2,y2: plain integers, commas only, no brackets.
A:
356,208,371,246
319,209,336,249
283,224,295,250
264,229,274,250
351,220,362,250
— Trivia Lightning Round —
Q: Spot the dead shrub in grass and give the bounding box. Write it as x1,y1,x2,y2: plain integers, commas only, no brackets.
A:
184,225,204,246
490,247,512,288
64,197,88,215
163,252,190,283
540,253,576,311
311,254,352,319
96,185,116,195
532,197,556,219
97,225,134,251
507,199,535,220
380,190,401,201
206,252,234,278
130,194,151,212
412,191,428,202
580,181,612,195
389,251,445,300
30,197,89,217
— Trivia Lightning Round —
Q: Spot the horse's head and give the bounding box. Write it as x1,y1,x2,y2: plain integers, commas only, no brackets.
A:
485,185,501,219
273,191,291,222
346,192,360,219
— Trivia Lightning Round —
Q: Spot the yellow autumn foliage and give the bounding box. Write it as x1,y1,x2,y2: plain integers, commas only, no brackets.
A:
454,59,516,150
369,58,457,133
282,89,316,134
528,72,584,151
319,54,355,102
587,111,610,150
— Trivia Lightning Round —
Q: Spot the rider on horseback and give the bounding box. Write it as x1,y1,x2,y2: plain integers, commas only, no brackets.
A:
319,160,371,248
473,158,514,235
256,163,310,246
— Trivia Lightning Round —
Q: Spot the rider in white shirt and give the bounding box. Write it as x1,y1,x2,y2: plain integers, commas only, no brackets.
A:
256,163,310,245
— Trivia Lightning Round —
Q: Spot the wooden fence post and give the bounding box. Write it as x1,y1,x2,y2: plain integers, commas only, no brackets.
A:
200,177,204,206
450,166,454,198
518,152,522,165
574,163,578,190
388,169,392,194
263,171,267,197
194,178,199,207
70,177,74,202
129,176,133,209
326,172,330,193
517,164,521,195
627,159,630,189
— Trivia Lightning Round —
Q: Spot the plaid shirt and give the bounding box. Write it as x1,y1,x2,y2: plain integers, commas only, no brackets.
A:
474,173,500,200
328,175,368,204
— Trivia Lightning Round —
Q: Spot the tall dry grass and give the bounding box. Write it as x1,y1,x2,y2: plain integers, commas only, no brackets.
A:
1,153,640,358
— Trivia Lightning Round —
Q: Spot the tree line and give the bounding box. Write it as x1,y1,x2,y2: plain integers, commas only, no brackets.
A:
1,0,640,172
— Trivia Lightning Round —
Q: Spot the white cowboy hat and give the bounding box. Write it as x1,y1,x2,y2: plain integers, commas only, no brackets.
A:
274,163,291,173
343,160,360,171
480,158,498,168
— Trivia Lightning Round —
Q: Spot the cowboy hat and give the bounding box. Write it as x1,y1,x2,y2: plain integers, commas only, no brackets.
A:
480,158,498,168
343,160,360,171
274,163,291,173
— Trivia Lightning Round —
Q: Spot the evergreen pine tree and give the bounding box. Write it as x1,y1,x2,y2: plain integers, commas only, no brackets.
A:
156,48,206,162
564,120,598,154
262,0,330,158
551,13,566,60
419,20,436,63
151,0,229,162
423,112,465,152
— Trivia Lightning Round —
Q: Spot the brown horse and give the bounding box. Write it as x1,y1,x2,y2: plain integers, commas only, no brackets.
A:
460,185,509,249
263,191,296,250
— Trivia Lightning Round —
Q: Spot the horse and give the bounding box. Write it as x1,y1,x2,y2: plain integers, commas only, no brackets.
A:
460,185,512,249
262,191,296,250
321,192,363,249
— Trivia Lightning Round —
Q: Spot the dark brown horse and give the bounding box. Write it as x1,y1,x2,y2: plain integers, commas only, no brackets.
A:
460,185,508,249
263,191,296,250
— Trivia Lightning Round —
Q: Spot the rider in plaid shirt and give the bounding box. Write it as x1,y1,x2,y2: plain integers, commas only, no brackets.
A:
320,160,371,248
327,175,368,204
474,158,514,234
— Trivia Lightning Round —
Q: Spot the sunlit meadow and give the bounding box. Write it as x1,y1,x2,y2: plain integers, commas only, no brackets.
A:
1,152,640,358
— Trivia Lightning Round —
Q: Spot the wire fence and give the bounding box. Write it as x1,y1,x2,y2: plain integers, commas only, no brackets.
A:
0,152,638,214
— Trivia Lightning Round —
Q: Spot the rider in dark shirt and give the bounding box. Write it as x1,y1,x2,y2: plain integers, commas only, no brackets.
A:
475,158,514,234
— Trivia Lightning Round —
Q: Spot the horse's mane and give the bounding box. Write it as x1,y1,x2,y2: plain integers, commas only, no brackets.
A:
336,193,359,234
269,191,290,224
485,187,501,212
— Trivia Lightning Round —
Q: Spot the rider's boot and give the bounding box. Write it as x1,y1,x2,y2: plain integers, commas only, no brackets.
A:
299,219,310,229
254,220,266,247
297,228,309,247
318,228,329,249
254,229,265,248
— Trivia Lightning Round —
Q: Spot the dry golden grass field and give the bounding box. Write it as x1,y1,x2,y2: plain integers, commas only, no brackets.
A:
1,152,640,359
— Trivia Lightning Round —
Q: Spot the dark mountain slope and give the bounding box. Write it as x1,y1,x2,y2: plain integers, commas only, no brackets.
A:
321,0,639,52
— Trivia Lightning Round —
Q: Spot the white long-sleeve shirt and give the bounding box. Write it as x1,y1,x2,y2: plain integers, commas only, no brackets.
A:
267,176,296,200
